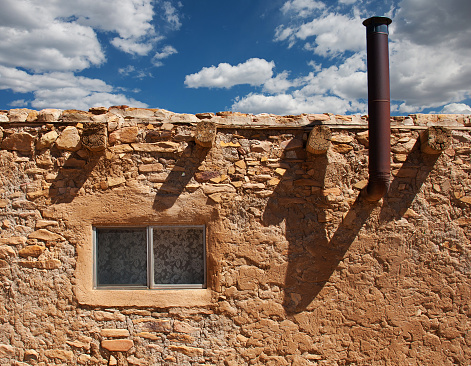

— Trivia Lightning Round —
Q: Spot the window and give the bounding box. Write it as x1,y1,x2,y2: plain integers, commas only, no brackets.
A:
94,225,205,289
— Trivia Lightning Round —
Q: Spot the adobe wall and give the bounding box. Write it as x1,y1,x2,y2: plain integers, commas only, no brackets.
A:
0,107,470,365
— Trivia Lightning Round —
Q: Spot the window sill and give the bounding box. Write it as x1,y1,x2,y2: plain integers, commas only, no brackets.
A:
75,287,212,307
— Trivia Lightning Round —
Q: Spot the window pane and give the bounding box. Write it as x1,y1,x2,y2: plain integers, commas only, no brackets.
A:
96,228,147,286
153,227,205,285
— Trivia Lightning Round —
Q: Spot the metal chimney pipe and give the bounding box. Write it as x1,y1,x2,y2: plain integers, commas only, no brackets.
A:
362,16,392,201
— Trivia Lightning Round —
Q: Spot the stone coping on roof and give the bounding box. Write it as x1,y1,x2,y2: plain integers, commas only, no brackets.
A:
0,106,470,129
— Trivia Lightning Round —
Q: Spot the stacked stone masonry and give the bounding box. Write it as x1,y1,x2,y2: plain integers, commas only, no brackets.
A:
0,106,470,365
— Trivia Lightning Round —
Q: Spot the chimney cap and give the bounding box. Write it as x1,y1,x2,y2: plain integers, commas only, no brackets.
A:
362,16,392,27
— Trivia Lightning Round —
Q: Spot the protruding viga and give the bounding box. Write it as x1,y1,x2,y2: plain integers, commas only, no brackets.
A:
195,120,216,147
81,122,107,152
306,125,331,154
420,126,452,154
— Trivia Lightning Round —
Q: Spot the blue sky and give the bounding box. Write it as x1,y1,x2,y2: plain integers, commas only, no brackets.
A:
0,0,470,116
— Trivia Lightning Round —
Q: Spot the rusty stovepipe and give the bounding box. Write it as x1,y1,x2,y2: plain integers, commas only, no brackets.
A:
362,16,392,201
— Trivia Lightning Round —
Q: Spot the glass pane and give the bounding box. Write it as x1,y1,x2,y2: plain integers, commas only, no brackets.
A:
153,227,205,285
96,228,147,286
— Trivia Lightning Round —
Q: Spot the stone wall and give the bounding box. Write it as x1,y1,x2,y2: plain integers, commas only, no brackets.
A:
0,107,470,365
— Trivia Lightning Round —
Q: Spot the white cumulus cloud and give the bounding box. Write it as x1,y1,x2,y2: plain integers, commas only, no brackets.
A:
0,0,181,109
388,0,471,112
0,19,105,73
162,1,182,30
277,12,365,57
235,0,471,115
232,93,362,116
440,103,471,114
185,58,275,89
33,89,147,110
0,65,147,110
152,45,178,67
281,0,325,17
263,71,298,94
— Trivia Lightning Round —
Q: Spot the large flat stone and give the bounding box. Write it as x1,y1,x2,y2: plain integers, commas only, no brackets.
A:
1,132,34,152
0,237,27,246
44,349,74,362
18,259,61,269
101,329,130,338
134,319,172,332
28,229,64,242
101,339,134,352
19,245,45,258
131,142,181,153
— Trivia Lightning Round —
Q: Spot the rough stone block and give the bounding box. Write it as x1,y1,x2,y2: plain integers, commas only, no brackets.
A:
66,340,91,350
168,333,195,343
202,184,236,195
37,109,62,122
101,329,130,337
61,109,92,122
136,332,159,340
28,229,64,242
36,130,59,149
108,355,118,366
134,319,172,332
55,126,81,151
0,246,16,259
356,130,369,146
195,171,219,183
235,160,246,169
8,109,31,122
107,177,126,187
93,311,125,322
332,144,353,154
77,354,92,364
101,339,134,352
109,126,139,144
138,163,164,173
242,183,266,190
18,259,61,269
1,132,35,152
148,173,169,182
168,345,204,357
110,144,133,153
331,134,353,143
173,321,199,334
19,245,46,258
251,141,272,152
0,237,27,246
44,349,74,362
12,199,37,210
131,142,180,153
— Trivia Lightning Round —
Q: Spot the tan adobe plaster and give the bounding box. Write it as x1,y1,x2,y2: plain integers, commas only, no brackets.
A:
52,187,216,307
